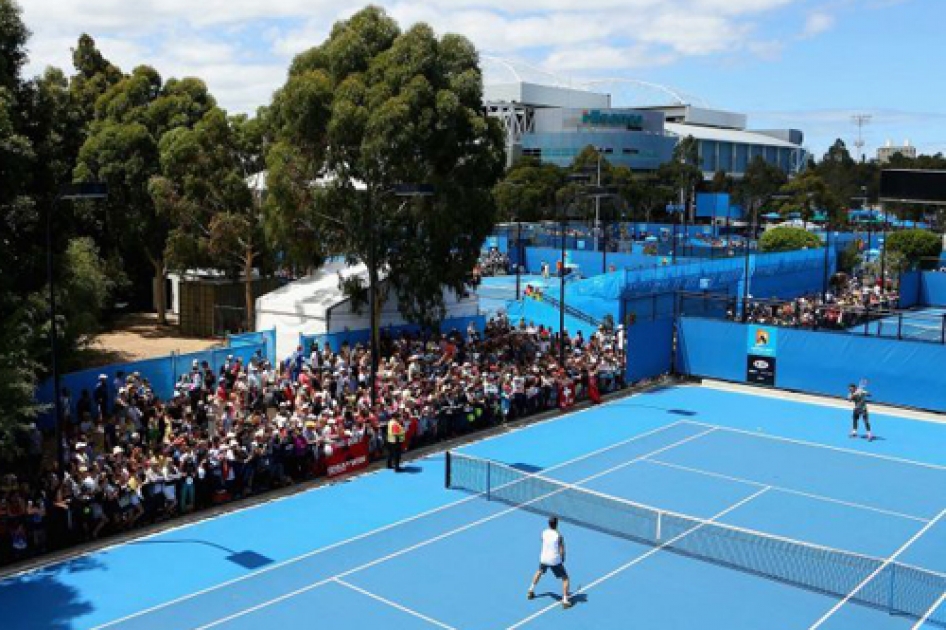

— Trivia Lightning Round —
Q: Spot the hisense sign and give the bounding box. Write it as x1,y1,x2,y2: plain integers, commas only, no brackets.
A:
581,110,644,131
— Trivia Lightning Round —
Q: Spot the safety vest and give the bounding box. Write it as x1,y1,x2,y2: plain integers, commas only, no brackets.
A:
387,419,404,443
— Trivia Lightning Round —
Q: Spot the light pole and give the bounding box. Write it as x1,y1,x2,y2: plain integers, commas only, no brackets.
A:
592,148,604,254
742,209,753,322
367,183,434,405
822,221,832,303
50,183,108,468
742,194,787,322
559,173,590,366
515,218,523,300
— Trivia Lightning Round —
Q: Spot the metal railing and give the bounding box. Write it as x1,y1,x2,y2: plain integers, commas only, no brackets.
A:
539,292,603,329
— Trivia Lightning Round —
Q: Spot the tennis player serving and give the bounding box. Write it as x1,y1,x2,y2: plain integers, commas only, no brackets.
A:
527,516,573,609
848,381,873,441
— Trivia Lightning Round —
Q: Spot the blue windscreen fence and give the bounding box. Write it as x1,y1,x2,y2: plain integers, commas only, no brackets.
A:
920,271,946,306
623,293,676,383
676,317,946,412
564,248,832,307
746,247,836,300
898,271,921,308
35,329,277,430
298,315,486,354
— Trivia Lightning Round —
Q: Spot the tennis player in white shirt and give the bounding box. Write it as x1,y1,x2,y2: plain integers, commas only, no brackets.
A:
527,516,572,609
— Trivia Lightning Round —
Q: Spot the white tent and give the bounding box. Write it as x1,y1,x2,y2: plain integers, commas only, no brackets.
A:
255,262,479,358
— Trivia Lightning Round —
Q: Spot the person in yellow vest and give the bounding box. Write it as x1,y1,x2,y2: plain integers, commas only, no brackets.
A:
386,413,405,472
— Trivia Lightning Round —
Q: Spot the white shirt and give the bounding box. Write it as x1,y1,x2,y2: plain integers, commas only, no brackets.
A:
540,528,563,566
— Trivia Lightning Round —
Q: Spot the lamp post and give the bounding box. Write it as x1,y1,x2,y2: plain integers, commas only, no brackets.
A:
367,183,434,405
586,186,620,275
822,221,832,303
51,183,108,468
742,209,753,322
559,173,591,366
741,194,787,322
592,148,604,254
515,218,523,300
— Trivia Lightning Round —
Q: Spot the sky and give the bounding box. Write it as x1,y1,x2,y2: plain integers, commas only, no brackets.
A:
17,0,946,160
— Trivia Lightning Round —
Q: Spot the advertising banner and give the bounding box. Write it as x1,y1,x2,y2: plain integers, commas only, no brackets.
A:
325,436,371,478
746,324,778,385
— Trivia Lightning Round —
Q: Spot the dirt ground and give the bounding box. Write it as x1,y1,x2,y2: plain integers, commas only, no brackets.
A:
82,312,221,365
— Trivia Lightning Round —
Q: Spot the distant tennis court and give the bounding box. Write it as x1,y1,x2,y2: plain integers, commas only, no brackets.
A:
2,384,945,629
851,306,946,344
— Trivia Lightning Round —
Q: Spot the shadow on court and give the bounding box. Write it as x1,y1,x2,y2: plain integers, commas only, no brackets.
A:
511,463,545,474
0,555,101,629
396,465,423,474
130,539,274,570
533,591,590,607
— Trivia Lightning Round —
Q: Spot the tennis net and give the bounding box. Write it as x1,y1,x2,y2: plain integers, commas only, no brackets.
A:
445,451,946,625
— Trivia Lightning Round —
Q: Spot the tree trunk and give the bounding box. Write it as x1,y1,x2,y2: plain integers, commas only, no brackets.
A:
244,249,255,332
151,256,167,326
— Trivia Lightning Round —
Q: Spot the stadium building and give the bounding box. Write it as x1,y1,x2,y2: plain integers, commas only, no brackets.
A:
484,79,807,178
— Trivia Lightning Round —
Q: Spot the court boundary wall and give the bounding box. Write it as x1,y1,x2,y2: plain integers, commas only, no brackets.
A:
920,271,946,307
675,316,946,413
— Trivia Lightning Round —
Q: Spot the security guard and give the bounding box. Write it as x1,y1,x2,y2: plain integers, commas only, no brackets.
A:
386,413,405,472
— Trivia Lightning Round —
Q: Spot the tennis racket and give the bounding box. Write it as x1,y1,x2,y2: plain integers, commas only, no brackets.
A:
859,378,869,390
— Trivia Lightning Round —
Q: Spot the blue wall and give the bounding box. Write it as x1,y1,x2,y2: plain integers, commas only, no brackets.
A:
676,317,946,412
899,271,921,308
625,318,674,382
920,272,946,307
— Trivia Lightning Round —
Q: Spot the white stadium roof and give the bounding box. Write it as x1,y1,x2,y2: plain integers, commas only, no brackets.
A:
665,122,801,149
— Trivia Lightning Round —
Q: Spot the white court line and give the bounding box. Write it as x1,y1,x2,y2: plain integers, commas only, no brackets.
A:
189,428,719,630
683,419,946,472
332,578,457,630
91,420,696,630
698,379,946,426
506,486,773,629
644,458,932,523
808,508,946,630
912,591,946,630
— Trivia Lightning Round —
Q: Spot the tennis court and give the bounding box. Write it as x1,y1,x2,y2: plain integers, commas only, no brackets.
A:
3,384,945,629
851,307,946,343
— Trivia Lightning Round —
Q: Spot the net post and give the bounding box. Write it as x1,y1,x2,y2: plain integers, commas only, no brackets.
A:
656,511,662,542
888,563,896,614
486,460,491,502
897,314,902,340
941,314,945,345
444,451,452,488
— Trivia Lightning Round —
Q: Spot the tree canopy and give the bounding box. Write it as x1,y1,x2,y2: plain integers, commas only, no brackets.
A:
75,66,217,323
884,229,942,269
264,6,505,326
758,226,823,252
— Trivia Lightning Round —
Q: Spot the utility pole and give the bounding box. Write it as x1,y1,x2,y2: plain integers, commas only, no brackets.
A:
852,114,872,162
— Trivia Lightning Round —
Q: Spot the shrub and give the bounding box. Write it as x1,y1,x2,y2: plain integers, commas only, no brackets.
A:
758,226,822,252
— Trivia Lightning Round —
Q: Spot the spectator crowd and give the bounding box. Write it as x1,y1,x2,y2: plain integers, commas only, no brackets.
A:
476,247,511,278
0,316,625,564
735,275,900,330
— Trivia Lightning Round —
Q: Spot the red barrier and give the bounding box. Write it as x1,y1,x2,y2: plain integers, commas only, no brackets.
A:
325,436,371,478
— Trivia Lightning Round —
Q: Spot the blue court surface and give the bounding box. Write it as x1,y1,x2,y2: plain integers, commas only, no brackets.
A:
3,384,946,630
852,307,946,343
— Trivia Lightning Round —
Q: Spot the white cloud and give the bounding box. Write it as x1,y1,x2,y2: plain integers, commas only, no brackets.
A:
802,11,835,38
14,0,831,115
544,45,675,73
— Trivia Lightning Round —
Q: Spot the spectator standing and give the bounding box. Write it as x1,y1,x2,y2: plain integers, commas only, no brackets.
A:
386,414,405,472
